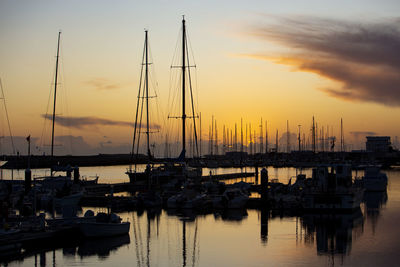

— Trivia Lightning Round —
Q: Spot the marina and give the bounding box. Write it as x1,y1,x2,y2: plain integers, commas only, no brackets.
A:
0,165,398,266
1,1,400,266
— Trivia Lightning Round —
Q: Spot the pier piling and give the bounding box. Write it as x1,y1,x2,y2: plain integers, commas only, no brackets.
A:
73,166,80,184
261,168,268,202
24,168,31,193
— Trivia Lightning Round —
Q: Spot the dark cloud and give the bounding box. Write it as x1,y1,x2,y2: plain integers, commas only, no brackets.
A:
350,131,377,136
247,16,400,106
41,114,161,130
0,136,39,155
84,78,120,90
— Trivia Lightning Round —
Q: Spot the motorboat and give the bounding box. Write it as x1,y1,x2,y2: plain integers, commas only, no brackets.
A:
212,188,249,209
167,188,207,209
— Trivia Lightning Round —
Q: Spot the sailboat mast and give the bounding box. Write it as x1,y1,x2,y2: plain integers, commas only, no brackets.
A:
241,118,243,153
181,17,187,159
51,31,61,158
199,112,202,157
145,30,151,159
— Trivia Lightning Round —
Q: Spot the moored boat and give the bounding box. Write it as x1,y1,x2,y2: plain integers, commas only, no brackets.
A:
212,188,249,209
302,165,364,212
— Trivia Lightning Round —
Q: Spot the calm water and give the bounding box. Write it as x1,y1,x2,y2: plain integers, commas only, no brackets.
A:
1,166,400,267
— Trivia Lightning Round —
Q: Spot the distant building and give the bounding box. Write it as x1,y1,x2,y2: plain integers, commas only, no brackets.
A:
366,136,392,153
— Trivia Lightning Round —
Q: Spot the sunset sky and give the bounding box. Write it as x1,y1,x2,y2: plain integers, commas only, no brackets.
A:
1,0,400,155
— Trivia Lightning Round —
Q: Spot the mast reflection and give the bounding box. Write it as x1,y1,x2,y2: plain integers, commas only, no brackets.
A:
301,210,364,256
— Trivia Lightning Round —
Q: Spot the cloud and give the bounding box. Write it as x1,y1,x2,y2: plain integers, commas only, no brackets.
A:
246,16,400,106
350,131,377,136
84,78,120,90
41,114,161,130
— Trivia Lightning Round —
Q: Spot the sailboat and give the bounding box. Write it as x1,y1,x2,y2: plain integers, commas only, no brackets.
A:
33,32,74,189
153,16,202,181
126,30,154,184
127,17,202,185
34,32,84,211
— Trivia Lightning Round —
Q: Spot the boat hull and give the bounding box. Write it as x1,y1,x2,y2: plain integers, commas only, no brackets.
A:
126,171,148,183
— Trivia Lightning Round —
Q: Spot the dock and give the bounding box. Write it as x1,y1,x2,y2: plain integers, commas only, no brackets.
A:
207,172,254,180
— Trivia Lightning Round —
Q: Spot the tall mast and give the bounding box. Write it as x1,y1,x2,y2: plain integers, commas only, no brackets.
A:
51,31,61,158
208,126,211,155
129,31,147,171
199,112,202,157
240,118,243,153
215,120,218,155
260,118,263,153
245,123,248,153
181,16,187,159
341,118,344,152
298,125,301,151
211,115,214,155
0,79,16,155
254,129,256,154
312,116,316,153
286,120,290,153
144,30,151,159
230,129,233,152
223,124,226,154
265,120,268,154
249,123,252,155
234,123,237,151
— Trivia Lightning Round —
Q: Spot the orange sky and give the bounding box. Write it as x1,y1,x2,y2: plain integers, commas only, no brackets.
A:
1,0,400,155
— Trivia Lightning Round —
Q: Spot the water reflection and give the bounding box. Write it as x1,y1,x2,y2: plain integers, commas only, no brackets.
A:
260,208,269,245
76,234,130,258
2,167,396,267
214,209,248,222
362,190,388,235
301,211,364,256
2,232,130,266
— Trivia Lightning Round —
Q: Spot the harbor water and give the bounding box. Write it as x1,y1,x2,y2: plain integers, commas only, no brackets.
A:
1,166,399,267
